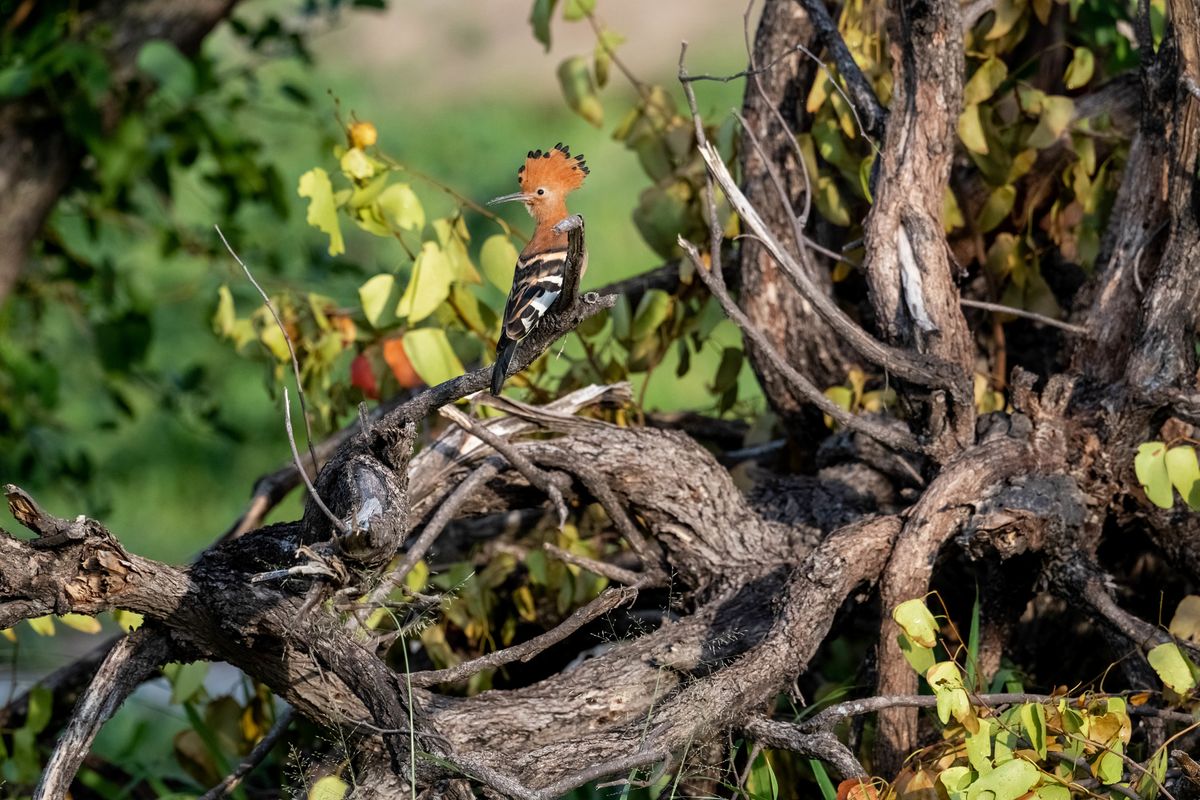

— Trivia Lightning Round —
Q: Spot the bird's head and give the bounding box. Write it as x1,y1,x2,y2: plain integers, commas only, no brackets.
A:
488,143,588,223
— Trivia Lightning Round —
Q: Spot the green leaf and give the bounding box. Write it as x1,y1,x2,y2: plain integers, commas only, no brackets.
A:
713,347,743,394
529,0,560,51
308,775,349,800
1134,441,1174,509
898,633,937,675
136,40,195,103
810,759,836,800
939,765,973,797
213,285,237,337
112,609,144,632
377,183,425,232
1019,702,1047,759
1092,749,1124,785
964,57,1008,104
397,242,453,324
965,718,994,773
1033,784,1070,800
893,598,939,647
1164,445,1200,509
593,29,625,88
815,176,851,226
557,56,603,127
25,686,52,734
984,0,1029,40
358,274,400,329
58,613,102,634
164,660,210,704
340,147,375,181
1026,96,1074,149
562,0,595,20
746,751,780,800
298,168,345,256
27,615,55,636
480,234,519,290
1064,47,1095,90
1147,642,1197,693
401,328,464,386
978,185,1016,232
632,289,672,341
964,758,1038,800
1137,747,1169,800
959,104,990,154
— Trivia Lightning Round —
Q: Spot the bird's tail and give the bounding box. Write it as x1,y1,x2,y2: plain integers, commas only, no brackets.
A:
491,336,517,395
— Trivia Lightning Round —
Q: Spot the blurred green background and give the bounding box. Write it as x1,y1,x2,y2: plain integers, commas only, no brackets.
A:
5,0,752,568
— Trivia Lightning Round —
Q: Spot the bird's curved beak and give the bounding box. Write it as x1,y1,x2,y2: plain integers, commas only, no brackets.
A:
487,192,532,206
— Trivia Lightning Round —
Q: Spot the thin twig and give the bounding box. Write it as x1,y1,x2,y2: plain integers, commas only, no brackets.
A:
959,299,1090,335
215,225,319,477
440,405,570,527
544,542,644,586
284,389,349,536
679,42,726,279
409,586,638,687
680,236,922,453
199,708,295,800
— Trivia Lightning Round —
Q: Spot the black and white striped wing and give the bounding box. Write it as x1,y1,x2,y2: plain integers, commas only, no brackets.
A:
501,249,567,342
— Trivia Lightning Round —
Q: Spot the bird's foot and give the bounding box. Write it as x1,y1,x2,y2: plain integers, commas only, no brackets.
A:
584,291,600,304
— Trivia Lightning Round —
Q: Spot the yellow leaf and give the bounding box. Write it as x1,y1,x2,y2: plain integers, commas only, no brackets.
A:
396,242,452,324
1169,595,1200,643
58,614,102,634
349,120,377,149
27,616,55,636
1026,95,1075,148
298,168,345,256
958,104,989,154
964,57,1008,105
308,776,349,800
339,147,374,181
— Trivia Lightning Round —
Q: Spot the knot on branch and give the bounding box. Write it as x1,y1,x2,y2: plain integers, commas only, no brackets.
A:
958,474,1087,560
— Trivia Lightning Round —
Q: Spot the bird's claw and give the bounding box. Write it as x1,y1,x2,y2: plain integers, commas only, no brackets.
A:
584,291,601,304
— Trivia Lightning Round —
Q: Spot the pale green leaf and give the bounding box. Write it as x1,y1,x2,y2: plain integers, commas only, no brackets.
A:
1033,784,1071,800
308,775,349,800
985,0,1029,40
964,758,1038,800
213,285,236,337
593,29,625,88
959,104,990,154
58,614,102,634
298,168,345,256
978,185,1016,232
557,56,603,127
815,175,851,226
632,289,672,341
898,633,936,675
562,0,595,21
939,765,973,797
401,327,465,387
964,57,1008,105
164,660,209,704
1092,749,1124,785
746,751,779,800
893,598,939,648
359,274,399,329
26,686,52,734
1169,595,1200,642
1026,96,1074,149
27,616,55,636
397,242,453,324
480,234,519,290
1137,747,1168,800
1164,445,1200,509
112,609,144,632
1019,702,1047,759
136,40,196,103
377,183,424,232
1064,47,1095,90
1147,642,1197,693
1134,441,1174,508
339,147,374,180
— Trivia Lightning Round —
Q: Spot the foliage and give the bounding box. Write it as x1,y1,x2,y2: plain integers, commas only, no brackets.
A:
891,595,1198,800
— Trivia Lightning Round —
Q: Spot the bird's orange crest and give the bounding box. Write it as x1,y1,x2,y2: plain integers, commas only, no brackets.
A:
517,143,589,194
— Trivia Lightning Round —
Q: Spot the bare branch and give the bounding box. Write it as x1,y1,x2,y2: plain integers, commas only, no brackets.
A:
409,585,638,687
284,388,350,536
199,708,295,800
543,542,644,586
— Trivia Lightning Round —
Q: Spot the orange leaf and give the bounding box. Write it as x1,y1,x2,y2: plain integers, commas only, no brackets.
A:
837,778,879,800
382,338,421,389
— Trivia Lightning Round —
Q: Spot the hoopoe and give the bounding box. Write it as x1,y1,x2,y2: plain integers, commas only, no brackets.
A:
487,142,589,395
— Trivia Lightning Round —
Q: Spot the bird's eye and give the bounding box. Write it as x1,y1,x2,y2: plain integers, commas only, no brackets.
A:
537,188,545,196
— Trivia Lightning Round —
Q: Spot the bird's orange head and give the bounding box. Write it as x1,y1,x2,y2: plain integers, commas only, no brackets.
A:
488,143,588,225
